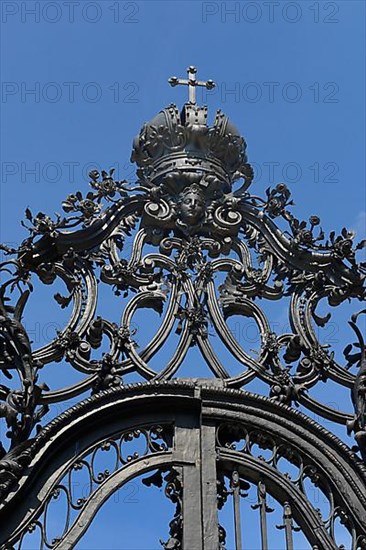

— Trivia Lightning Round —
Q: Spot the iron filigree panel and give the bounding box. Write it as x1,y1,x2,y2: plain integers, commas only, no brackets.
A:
0,67,365,548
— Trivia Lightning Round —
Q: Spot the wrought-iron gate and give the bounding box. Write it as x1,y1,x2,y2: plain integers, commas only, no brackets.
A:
1,67,365,549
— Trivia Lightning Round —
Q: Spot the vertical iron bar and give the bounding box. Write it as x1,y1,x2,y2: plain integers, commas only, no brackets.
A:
174,424,203,549
231,471,243,550
283,502,294,550
201,424,220,550
255,481,268,550
252,481,275,550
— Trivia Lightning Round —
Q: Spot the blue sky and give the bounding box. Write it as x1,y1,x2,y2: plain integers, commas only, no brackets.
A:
0,1,365,548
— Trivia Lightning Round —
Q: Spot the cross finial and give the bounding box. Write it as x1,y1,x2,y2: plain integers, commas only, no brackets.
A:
168,66,215,105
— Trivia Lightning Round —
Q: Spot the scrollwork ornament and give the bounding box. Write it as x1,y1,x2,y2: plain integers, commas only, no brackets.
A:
345,310,366,461
1,74,366,548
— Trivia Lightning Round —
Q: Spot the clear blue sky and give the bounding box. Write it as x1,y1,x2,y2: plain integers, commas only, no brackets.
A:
1,1,365,548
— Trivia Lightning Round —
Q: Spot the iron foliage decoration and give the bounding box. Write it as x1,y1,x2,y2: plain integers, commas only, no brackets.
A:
0,66,365,548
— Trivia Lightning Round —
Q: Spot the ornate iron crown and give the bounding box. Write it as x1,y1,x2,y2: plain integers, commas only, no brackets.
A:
131,102,249,193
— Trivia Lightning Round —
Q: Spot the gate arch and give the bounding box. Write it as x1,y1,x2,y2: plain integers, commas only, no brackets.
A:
1,382,365,549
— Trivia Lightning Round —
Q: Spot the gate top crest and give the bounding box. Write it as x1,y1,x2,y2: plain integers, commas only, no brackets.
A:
0,67,365,503
168,65,216,104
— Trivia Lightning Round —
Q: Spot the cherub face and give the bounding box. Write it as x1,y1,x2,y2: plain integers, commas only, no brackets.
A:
179,190,205,225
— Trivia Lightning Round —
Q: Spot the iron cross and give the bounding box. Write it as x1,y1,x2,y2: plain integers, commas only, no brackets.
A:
168,66,215,104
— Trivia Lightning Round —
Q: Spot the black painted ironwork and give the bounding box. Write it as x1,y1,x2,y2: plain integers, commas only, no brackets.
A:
0,67,365,549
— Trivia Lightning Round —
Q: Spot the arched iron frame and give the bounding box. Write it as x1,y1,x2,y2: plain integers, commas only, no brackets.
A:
1,382,365,549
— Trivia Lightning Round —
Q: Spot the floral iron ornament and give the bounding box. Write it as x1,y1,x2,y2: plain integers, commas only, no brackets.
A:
0,69,365,519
